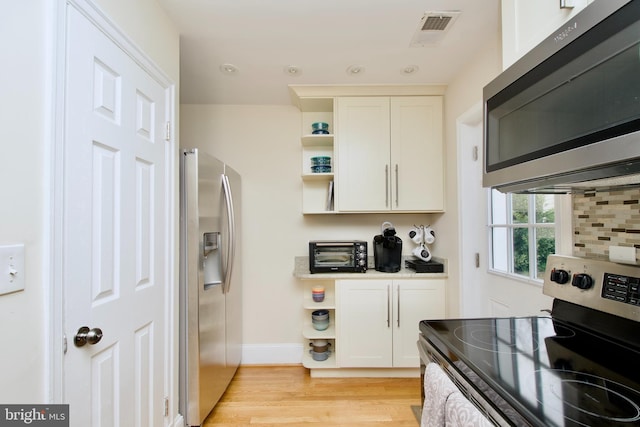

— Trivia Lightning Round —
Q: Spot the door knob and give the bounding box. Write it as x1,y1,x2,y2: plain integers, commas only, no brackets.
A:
74,326,103,347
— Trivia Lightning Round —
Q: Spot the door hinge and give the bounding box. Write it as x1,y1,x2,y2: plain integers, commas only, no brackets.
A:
472,146,479,162
63,334,68,354
164,397,169,417
475,252,480,268
165,122,171,141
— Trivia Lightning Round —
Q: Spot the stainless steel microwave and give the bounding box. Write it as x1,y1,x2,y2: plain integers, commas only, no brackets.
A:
483,0,640,193
308,241,368,273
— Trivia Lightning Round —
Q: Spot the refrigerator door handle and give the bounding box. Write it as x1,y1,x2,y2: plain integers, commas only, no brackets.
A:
222,174,236,293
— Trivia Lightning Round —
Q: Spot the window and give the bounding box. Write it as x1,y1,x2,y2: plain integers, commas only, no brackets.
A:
489,190,556,281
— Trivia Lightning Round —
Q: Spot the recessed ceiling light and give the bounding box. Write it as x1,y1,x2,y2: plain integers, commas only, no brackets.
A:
346,65,365,76
219,63,239,75
401,65,420,75
284,65,302,76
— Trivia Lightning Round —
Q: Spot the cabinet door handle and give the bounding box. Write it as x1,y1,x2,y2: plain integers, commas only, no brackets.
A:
397,285,401,327
387,284,391,328
395,164,399,207
385,165,389,207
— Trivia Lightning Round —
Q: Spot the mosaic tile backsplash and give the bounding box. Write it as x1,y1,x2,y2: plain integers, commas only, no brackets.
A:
573,188,640,261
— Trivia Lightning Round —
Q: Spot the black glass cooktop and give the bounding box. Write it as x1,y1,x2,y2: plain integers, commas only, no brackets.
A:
420,316,640,426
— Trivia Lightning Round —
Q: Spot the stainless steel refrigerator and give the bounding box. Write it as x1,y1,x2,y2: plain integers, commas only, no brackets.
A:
179,149,242,426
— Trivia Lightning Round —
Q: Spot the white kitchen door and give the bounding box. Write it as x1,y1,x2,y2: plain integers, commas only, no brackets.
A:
62,5,172,426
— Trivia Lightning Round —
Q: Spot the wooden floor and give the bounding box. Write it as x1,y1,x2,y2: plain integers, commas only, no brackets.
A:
204,365,422,426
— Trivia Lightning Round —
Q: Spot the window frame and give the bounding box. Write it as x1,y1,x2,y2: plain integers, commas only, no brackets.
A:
487,191,562,285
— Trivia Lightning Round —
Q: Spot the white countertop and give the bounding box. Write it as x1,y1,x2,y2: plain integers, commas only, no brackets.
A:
293,256,448,280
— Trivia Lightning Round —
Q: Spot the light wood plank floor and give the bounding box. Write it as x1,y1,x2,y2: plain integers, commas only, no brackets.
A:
204,365,422,426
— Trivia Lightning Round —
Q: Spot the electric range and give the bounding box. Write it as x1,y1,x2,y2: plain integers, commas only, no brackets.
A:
418,255,640,426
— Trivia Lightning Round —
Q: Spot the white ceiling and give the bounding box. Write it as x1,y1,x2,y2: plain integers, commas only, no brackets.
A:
157,0,501,105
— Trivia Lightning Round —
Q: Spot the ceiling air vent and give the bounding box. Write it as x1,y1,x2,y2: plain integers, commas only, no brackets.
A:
410,11,461,47
422,15,452,31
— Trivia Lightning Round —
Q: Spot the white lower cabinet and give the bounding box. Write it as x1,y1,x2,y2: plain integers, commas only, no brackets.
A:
336,279,445,368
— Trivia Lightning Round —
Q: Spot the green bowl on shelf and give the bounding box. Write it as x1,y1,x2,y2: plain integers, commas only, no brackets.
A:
311,165,331,173
310,156,331,166
311,122,329,131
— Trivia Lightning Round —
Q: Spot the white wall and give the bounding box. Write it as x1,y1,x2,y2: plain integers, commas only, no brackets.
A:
180,104,438,360
0,0,178,404
92,0,179,80
436,35,504,318
0,1,49,403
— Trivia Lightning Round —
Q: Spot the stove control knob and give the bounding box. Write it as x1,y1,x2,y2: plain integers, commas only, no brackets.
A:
572,273,593,290
550,268,570,284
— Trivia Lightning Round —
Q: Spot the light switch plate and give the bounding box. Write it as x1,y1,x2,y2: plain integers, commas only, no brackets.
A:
0,244,25,295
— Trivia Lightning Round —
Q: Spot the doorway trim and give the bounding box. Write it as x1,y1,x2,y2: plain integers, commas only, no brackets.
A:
50,0,176,405
456,102,485,317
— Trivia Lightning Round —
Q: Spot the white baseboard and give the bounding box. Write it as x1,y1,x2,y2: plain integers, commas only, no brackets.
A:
241,343,303,365
309,367,420,378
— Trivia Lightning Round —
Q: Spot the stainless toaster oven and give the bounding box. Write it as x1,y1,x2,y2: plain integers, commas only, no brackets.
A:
308,241,367,273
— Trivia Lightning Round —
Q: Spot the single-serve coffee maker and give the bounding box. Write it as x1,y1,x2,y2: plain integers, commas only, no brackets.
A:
373,221,402,272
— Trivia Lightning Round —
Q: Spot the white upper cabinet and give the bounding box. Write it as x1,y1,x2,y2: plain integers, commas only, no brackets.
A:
390,97,443,212
501,0,593,69
336,97,391,212
336,96,444,213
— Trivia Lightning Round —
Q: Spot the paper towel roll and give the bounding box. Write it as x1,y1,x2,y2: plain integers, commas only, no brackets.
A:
609,246,637,265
